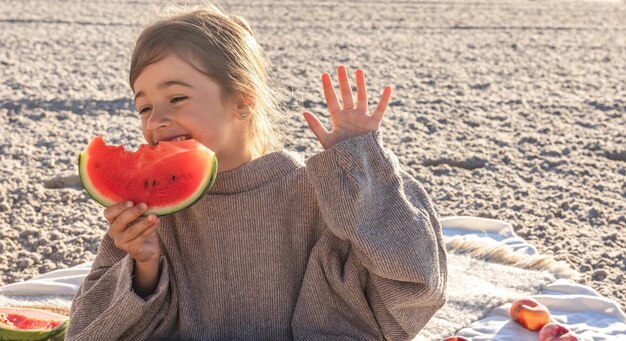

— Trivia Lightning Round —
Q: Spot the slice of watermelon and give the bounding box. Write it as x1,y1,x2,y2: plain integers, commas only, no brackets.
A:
79,136,218,216
0,307,69,341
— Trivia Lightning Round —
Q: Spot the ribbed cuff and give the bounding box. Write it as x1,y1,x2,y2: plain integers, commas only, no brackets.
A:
306,130,396,184
120,255,169,303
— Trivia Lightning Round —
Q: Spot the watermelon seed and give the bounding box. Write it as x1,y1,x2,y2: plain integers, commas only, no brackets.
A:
144,180,148,188
152,180,157,187
172,175,176,181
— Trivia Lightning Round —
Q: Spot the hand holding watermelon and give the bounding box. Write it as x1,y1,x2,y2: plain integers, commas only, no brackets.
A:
104,201,161,263
303,65,392,150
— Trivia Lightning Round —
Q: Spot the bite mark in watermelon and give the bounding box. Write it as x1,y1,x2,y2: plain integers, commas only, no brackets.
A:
0,307,69,341
79,136,218,216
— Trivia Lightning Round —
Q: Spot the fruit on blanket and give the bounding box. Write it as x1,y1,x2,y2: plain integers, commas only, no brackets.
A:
79,136,218,216
510,297,551,331
539,323,579,341
441,336,469,341
0,307,69,341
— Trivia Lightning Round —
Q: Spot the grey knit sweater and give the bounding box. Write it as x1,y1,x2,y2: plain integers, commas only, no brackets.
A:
67,131,447,340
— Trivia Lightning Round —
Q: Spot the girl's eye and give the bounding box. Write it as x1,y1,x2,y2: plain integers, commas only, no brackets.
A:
139,107,152,114
171,96,187,104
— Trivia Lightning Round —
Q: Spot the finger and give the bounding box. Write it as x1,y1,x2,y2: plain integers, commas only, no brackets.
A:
110,202,149,234
337,65,355,109
104,201,133,224
355,69,368,113
371,86,392,122
120,214,158,245
303,112,329,148
321,73,341,115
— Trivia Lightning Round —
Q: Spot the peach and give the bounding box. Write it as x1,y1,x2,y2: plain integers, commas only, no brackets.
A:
441,337,469,341
539,322,579,341
509,297,551,331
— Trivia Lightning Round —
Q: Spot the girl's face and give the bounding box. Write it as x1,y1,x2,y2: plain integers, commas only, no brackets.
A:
133,53,257,172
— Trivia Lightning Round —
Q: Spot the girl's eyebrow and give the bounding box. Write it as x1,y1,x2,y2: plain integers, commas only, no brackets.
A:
134,80,194,102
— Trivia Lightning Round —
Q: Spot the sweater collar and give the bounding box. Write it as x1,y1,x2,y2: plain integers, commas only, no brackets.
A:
206,149,304,195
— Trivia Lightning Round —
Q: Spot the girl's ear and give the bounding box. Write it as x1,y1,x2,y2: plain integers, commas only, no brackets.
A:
236,92,255,110
231,94,253,120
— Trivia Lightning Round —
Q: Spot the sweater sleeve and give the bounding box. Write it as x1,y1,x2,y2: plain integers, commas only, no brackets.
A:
292,131,448,340
66,233,177,341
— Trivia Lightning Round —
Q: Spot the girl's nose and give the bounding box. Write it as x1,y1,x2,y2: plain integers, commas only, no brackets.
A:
147,106,171,131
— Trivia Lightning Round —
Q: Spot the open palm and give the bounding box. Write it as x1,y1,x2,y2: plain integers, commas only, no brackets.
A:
303,65,392,150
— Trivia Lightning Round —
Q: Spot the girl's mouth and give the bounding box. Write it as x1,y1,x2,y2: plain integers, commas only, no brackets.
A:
153,135,192,145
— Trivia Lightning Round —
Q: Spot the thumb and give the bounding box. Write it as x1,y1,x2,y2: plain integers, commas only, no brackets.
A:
303,111,329,148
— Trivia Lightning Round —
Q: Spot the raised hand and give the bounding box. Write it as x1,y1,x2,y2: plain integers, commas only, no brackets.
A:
303,65,392,150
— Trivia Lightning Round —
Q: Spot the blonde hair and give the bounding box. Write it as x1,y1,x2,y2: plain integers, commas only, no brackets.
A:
129,4,286,155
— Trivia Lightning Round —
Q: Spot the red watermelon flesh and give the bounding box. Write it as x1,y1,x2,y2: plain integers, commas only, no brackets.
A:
3,313,61,329
0,307,69,340
79,136,218,216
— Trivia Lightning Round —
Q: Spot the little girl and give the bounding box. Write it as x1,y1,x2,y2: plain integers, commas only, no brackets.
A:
68,4,447,340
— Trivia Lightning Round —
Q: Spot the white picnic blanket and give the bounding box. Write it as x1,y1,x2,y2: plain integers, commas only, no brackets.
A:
455,279,626,340
429,216,626,340
1,216,625,340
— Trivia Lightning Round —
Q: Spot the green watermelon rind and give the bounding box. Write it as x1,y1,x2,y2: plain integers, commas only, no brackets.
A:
78,148,218,217
78,152,117,209
0,315,68,341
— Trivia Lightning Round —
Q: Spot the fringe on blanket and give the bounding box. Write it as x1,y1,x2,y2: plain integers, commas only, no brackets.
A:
444,236,580,280
3,304,70,316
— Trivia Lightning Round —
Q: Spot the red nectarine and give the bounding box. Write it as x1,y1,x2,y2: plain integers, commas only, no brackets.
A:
441,337,469,341
539,322,579,341
510,297,551,331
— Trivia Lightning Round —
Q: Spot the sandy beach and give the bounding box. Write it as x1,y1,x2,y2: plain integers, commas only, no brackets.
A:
1,0,625,314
